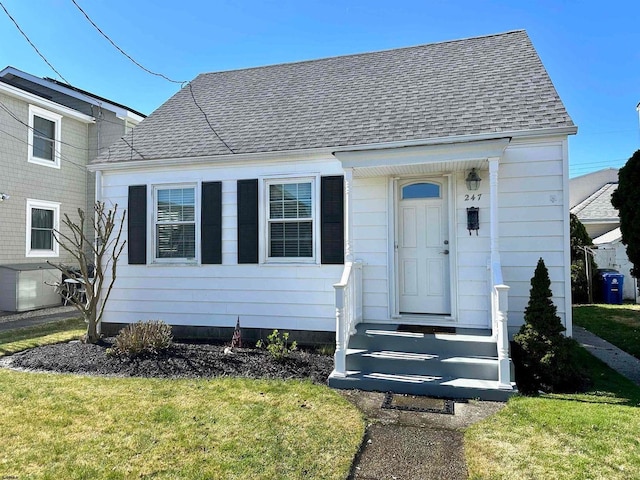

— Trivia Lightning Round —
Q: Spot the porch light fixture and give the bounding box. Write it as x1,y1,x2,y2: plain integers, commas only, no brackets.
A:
0,193,9,202
465,169,481,191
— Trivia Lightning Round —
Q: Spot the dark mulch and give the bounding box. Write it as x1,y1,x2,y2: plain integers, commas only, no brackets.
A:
4,339,334,384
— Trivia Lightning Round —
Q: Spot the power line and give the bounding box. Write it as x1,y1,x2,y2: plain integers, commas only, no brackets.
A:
0,1,71,85
69,0,235,154
187,82,235,154
70,0,186,85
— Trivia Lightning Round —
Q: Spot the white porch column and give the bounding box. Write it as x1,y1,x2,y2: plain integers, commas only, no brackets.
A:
344,168,354,263
489,157,500,265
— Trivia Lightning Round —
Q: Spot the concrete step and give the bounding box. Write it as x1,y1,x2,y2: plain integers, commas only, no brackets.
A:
345,348,500,380
328,370,516,402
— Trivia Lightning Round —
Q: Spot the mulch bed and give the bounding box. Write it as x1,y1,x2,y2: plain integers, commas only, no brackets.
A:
2,339,334,384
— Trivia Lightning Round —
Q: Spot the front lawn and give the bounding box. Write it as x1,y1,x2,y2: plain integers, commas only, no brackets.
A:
0,321,365,479
573,303,640,359
465,345,640,479
0,372,363,479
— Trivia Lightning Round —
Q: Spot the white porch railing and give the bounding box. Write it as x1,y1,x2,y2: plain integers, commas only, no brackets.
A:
332,260,363,377
490,260,513,390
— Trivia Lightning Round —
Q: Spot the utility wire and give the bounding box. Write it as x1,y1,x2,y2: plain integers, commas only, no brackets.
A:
70,0,185,85
187,82,235,154
70,0,235,154
0,1,71,85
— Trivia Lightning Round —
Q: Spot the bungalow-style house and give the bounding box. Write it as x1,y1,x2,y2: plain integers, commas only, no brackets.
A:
91,30,576,400
0,67,144,312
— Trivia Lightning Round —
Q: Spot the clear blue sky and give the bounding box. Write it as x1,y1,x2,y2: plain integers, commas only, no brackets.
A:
1,0,638,177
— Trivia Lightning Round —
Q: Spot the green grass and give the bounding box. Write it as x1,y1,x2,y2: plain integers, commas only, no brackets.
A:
0,319,364,479
574,303,640,359
465,344,640,479
0,317,86,356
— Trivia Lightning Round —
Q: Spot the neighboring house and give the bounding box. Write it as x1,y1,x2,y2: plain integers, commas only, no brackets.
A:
0,67,144,312
569,169,619,239
569,168,637,300
91,30,576,399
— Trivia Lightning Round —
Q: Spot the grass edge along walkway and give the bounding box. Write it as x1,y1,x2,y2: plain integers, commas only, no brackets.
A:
465,344,640,480
573,303,640,360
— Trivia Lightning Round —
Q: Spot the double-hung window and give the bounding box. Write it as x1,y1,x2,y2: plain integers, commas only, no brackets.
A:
26,199,60,257
267,178,314,261
154,186,197,261
28,105,61,168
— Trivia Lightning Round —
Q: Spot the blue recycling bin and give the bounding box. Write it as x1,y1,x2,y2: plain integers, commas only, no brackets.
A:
598,270,624,304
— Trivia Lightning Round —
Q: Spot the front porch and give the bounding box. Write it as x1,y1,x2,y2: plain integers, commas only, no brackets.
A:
329,139,518,400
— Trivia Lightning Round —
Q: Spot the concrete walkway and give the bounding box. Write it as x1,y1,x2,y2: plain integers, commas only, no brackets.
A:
573,325,640,386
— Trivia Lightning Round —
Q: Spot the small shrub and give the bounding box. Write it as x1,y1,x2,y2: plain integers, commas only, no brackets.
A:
256,329,297,361
513,258,589,394
109,320,173,358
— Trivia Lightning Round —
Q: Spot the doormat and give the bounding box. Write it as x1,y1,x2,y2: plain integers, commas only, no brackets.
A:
397,325,456,335
382,392,455,415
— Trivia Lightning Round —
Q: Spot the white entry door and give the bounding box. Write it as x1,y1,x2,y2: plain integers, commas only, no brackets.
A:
398,179,450,315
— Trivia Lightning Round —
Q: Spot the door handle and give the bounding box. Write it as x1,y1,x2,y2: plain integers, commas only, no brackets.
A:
440,249,449,255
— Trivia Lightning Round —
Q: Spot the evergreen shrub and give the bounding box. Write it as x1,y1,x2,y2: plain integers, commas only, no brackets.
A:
513,258,589,394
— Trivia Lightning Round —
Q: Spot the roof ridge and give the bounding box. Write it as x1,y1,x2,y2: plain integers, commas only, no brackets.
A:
195,30,528,79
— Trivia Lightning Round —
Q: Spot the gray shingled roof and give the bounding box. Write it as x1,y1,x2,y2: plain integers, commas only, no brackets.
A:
571,183,619,221
98,30,574,164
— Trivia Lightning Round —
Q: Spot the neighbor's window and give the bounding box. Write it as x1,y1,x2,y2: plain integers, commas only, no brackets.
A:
267,179,314,260
154,186,196,260
28,105,61,168
26,199,60,257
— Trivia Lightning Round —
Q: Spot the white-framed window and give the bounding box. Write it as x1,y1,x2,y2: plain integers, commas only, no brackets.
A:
153,184,197,262
265,177,315,262
26,199,60,257
28,105,62,168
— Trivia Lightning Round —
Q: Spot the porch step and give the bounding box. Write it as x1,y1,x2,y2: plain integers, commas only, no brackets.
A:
329,323,516,401
328,370,515,402
346,349,499,380
348,323,498,357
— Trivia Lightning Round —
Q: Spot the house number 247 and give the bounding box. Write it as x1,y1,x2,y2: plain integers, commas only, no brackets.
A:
464,194,482,201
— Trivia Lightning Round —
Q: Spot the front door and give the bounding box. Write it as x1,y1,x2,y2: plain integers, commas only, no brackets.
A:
398,179,450,315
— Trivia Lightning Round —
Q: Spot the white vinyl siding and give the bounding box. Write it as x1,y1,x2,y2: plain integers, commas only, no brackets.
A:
28,105,61,168
99,156,344,332
25,198,60,257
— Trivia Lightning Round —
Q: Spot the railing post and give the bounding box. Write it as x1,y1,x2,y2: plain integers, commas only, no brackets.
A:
333,284,347,377
495,284,513,389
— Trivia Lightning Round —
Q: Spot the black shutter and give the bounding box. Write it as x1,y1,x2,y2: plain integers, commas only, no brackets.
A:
237,179,258,264
201,181,222,264
321,175,344,264
128,185,147,265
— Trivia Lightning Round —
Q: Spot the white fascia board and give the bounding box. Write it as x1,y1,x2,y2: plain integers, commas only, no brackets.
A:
118,111,145,123
335,138,511,169
88,146,336,172
332,126,577,156
0,81,94,123
0,66,140,120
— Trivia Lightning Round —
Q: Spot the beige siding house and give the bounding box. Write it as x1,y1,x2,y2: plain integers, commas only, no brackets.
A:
0,67,143,311
91,30,576,399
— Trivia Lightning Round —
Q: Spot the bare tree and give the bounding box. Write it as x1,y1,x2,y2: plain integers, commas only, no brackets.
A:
50,202,126,343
